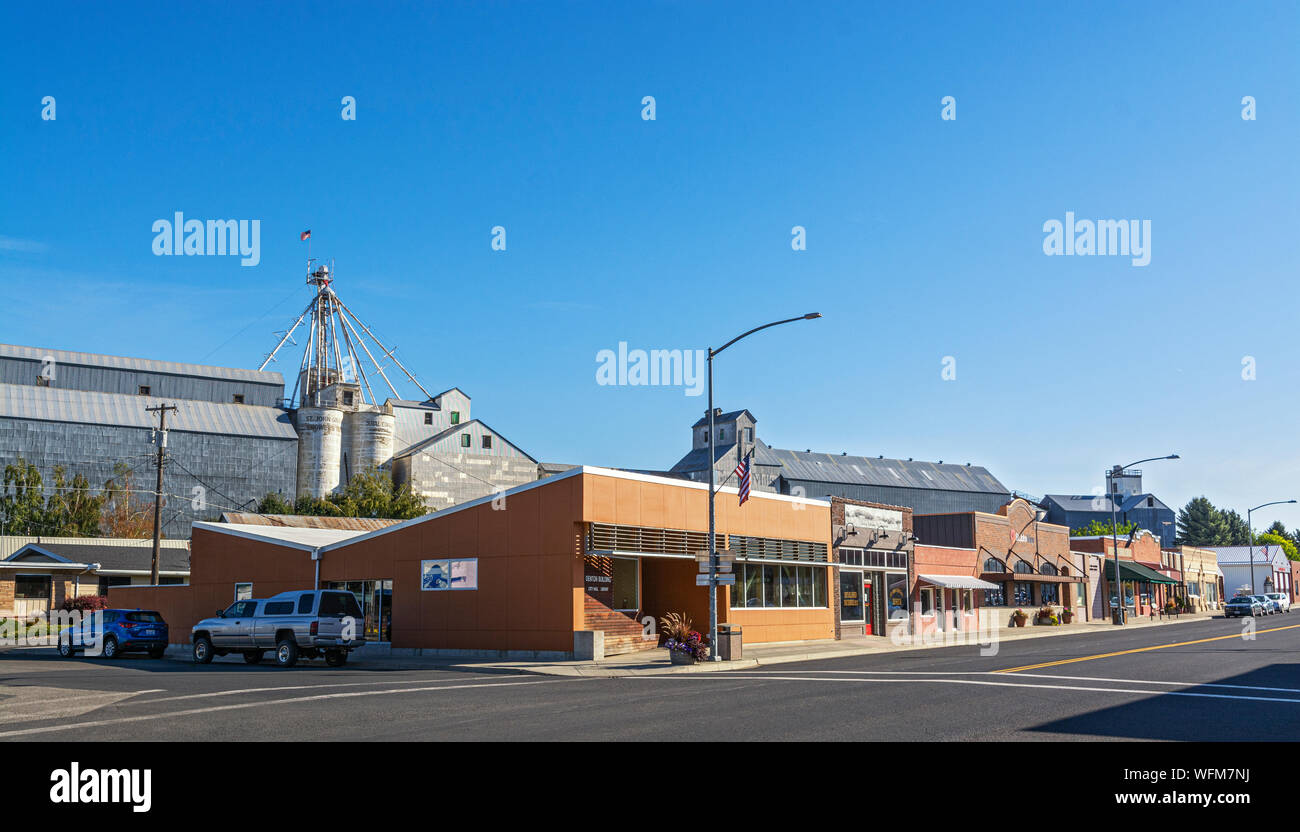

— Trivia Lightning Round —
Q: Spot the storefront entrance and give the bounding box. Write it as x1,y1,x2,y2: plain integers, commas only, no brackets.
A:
324,580,392,642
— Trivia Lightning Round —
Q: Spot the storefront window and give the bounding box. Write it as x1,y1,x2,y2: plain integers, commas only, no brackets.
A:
887,573,908,617
736,564,826,609
920,587,935,614
1041,583,1059,604
839,570,864,621
983,585,1006,607
325,579,393,642
1013,581,1034,606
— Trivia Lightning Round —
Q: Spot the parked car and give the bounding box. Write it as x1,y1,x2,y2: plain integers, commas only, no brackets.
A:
190,589,366,668
1224,595,1264,618
1265,593,1290,613
58,609,169,659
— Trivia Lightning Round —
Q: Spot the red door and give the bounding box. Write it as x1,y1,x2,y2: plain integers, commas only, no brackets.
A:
863,579,873,636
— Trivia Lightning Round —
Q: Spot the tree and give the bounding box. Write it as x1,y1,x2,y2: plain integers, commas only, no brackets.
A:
100,462,153,538
1070,518,1137,537
1256,532,1300,562
0,459,46,535
44,466,106,536
268,470,429,521
255,492,294,515
1264,520,1289,539
1220,509,1252,546
1176,497,1227,546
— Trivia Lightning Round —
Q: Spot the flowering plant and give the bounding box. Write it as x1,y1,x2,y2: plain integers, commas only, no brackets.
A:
659,612,711,661
664,630,711,661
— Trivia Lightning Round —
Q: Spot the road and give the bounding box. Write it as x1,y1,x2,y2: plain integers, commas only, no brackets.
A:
1,615,1297,741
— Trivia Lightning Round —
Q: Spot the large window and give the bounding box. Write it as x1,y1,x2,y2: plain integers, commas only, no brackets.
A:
1012,581,1034,606
1041,583,1059,604
325,580,393,641
887,573,909,616
983,585,1006,606
983,557,1006,573
839,571,864,622
732,564,825,608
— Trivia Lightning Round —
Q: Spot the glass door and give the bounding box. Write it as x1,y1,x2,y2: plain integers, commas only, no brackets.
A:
325,580,392,642
610,557,639,612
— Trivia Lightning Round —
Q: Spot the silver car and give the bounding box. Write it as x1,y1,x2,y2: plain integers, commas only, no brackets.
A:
1265,593,1291,614
191,589,366,668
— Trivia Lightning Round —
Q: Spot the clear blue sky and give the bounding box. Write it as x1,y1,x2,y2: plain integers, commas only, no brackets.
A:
1,2,1297,528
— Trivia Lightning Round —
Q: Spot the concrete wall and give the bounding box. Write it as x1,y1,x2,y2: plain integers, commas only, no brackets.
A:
0,418,296,538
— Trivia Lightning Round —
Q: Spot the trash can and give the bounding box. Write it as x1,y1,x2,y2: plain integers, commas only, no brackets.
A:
716,623,742,661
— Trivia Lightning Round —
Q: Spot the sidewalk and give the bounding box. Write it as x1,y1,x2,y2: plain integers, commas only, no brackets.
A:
467,609,1224,678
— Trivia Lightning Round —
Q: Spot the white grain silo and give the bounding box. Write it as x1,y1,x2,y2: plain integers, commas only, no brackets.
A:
344,404,395,480
295,406,343,498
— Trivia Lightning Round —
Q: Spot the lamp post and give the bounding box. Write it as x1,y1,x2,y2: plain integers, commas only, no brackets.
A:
706,312,821,660
1106,454,1179,625
1246,499,1296,594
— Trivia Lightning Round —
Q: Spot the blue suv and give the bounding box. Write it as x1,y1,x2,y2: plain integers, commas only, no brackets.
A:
58,608,170,659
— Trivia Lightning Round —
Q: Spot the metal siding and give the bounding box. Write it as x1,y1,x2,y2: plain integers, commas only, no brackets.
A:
782,479,1010,515
0,383,297,439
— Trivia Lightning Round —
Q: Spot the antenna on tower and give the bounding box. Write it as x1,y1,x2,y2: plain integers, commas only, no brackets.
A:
258,240,434,409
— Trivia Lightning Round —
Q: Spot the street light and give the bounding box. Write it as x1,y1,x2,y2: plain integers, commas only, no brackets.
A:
1106,454,1179,625
706,312,821,660
1246,499,1296,593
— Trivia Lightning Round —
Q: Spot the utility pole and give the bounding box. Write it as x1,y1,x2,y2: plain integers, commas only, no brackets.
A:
146,404,179,585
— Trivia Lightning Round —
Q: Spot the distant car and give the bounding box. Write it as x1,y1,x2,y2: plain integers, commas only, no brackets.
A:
1265,593,1290,613
1224,595,1264,618
190,590,366,668
58,609,169,659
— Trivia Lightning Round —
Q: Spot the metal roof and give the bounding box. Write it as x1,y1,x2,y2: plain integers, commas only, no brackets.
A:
0,343,283,386
219,513,401,531
3,542,190,573
1207,545,1291,565
1042,493,1170,512
766,448,1007,494
0,382,297,439
193,521,365,550
692,409,755,428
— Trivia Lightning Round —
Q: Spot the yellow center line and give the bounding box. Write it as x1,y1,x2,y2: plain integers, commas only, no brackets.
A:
995,623,1300,673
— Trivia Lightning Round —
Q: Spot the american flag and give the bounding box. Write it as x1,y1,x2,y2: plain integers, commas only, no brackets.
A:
735,450,752,506
300,230,311,241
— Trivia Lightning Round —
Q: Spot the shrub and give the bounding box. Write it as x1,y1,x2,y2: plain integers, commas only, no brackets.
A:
60,595,108,612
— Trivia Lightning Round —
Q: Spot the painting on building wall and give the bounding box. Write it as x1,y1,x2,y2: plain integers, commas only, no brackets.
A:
421,558,478,591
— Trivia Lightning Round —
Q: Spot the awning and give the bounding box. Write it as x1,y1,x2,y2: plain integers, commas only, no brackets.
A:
1102,559,1179,585
918,574,1000,590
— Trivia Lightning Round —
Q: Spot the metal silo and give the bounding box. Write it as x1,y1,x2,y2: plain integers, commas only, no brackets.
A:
344,406,395,480
296,406,343,498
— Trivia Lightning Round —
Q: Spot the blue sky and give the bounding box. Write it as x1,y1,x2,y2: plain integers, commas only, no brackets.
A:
1,2,1297,528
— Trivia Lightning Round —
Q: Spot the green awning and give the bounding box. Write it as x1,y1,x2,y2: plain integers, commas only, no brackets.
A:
1103,559,1178,585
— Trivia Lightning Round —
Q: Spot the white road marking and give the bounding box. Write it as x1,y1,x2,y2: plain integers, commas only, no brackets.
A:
0,687,166,724
0,679,558,738
746,668,1300,694
134,677,503,704
630,674,1300,704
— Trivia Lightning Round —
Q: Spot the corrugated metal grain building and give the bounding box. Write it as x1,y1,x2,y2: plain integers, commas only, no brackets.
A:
669,408,1011,515
0,344,296,539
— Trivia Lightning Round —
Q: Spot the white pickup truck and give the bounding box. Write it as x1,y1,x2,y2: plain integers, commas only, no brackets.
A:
190,589,366,667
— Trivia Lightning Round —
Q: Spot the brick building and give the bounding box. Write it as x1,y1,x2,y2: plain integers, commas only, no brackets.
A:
829,497,913,638
914,498,1088,623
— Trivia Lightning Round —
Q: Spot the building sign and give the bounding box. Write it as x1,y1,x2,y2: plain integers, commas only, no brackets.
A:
421,558,478,591
845,504,903,532
584,556,613,599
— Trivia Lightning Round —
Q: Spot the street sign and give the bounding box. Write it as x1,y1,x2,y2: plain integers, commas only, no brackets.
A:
695,548,732,562
698,559,734,573
696,573,736,586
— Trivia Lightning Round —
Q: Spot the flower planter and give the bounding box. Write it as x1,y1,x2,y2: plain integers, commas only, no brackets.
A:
1061,612,1074,624
669,650,698,666
1011,615,1027,628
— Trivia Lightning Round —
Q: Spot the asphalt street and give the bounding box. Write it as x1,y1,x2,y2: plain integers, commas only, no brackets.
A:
1,615,1297,741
